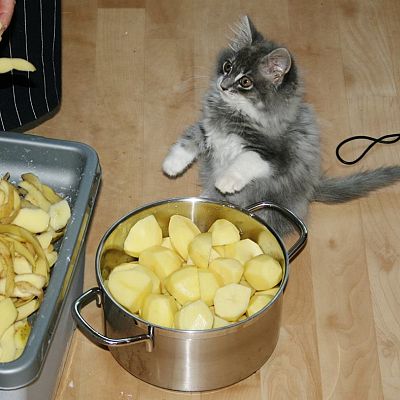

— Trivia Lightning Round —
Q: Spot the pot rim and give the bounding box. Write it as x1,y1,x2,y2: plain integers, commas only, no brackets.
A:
95,196,291,336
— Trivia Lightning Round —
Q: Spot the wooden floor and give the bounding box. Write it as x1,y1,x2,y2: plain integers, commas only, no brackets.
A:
31,0,400,399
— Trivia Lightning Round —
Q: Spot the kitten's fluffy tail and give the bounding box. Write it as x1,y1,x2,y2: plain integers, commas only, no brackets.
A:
313,166,400,203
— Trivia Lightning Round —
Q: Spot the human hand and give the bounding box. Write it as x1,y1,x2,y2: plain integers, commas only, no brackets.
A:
0,0,15,40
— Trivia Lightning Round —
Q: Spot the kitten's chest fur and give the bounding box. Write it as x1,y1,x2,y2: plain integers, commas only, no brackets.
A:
203,121,244,173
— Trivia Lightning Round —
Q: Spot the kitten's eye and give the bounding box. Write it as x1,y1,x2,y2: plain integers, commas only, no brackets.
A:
239,76,253,89
222,61,232,75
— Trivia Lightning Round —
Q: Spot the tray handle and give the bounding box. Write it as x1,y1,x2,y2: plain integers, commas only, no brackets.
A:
246,201,308,262
72,287,154,351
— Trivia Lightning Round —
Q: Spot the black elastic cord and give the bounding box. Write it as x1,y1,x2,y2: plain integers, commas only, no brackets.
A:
336,133,400,165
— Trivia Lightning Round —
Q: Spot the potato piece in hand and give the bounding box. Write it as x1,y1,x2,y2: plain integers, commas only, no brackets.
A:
208,219,240,246
169,215,201,260
140,294,177,328
12,207,50,233
244,254,282,291
188,232,212,269
0,58,36,73
165,266,200,306
198,269,221,306
257,229,284,264
124,215,162,257
108,267,153,313
139,245,182,281
246,293,274,317
0,298,17,337
224,239,263,265
214,283,251,322
174,299,213,330
209,257,244,285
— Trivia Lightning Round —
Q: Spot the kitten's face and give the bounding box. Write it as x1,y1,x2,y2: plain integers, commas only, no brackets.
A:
211,17,297,122
215,47,271,118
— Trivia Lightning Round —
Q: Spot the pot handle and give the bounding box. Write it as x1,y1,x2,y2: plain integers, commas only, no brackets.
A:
246,201,308,262
72,287,154,351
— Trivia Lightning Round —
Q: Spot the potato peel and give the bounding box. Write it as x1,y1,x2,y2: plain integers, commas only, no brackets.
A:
0,173,70,362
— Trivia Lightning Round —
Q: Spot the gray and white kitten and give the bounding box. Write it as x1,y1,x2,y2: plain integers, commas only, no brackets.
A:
163,16,400,237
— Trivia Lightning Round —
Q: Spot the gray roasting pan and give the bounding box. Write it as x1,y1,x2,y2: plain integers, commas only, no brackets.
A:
0,131,101,398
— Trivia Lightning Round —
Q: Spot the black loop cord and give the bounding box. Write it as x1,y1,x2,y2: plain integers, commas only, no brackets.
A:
336,133,400,165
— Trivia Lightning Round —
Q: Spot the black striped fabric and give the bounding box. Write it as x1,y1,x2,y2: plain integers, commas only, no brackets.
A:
0,0,61,131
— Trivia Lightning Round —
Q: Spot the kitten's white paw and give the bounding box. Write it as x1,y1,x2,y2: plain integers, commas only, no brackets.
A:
215,171,249,194
162,143,196,177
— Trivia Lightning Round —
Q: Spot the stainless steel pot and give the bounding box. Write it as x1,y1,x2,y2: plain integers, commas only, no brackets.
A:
72,197,307,392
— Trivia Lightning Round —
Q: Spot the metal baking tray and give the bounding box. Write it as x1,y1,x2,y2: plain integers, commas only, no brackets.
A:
0,131,101,399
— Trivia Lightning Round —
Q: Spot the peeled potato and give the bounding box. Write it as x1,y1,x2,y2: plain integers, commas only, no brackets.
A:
257,229,284,264
208,219,240,246
131,264,161,294
124,215,162,257
140,294,177,328
161,236,173,250
106,211,285,330
213,315,231,329
169,215,201,260
12,207,50,233
198,269,221,306
224,238,263,265
165,266,200,306
239,278,256,296
0,58,36,73
48,199,71,231
213,245,225,257
188,232,212,268
108,267,153,313
36,231,53,249
214,283,251,322
246,293,274,317
139,245,182,281
209,257,244,285
174,299,213,330
244,254,283,291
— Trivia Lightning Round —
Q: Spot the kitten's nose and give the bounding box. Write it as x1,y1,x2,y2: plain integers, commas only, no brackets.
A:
219,78,232,91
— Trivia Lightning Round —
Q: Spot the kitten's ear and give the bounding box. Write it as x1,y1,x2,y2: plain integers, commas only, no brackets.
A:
229,16,263,51
259,48,292,86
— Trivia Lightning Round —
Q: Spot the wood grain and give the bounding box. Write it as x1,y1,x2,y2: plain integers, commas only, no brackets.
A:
30,0,400,398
